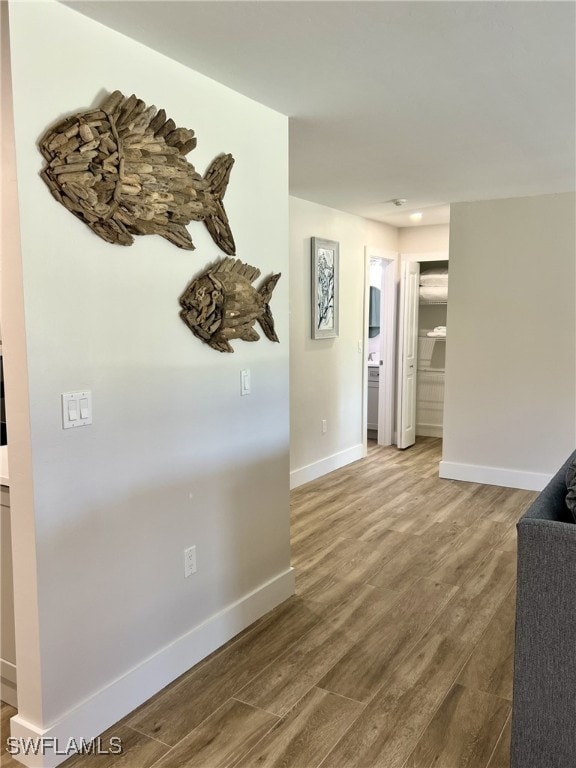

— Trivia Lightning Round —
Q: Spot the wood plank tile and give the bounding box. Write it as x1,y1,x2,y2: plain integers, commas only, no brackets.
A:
486,714,511,768
350,492,414,541
319,631,459,768
126,597,322,746
61,724,169,768
292,524,382,570
292,483,413,561
381,487,470,536
0,702,169,768
367,522,466,591
319,549,516,768
317,577,458,703
428,519,509,586
149,698,278,768
234,687,363,768
291,490,358,538
295,566,374,605
430,484,508,529
295,535,411,585
485,488,537,524
237,583,400,715
403,683,510,768
457,588,516,701
426,497,493,530
495,524,517,553
291,442,437,554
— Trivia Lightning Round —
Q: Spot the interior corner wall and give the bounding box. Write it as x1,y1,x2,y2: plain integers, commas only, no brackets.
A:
441,193,576,490
6,0,290,760
289,196,398,487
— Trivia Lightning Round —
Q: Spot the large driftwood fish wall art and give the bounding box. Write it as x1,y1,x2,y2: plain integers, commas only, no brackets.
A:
38,90,236,254
180,258,281,353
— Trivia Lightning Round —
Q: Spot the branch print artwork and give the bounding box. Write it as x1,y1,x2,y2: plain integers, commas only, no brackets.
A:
317,248,335,330
311,237,339,338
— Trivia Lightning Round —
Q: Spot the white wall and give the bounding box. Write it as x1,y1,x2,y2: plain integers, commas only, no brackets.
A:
442,193,576,489
5,1,291,761
399,223,450,255
289,197,398,486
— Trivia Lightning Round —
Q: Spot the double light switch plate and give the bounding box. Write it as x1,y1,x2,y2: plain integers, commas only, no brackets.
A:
62,391,92,429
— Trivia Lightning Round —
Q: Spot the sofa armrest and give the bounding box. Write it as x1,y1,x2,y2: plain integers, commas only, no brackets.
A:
510,458,576,768
520,450,575,524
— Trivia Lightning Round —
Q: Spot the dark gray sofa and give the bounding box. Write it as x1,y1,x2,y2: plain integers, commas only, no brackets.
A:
510,450,576,768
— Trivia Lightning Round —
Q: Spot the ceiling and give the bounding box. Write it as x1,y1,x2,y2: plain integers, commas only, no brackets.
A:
65,1,575,227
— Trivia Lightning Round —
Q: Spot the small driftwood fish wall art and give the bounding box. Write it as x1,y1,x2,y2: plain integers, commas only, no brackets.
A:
180,258,281,353
38,90,236,254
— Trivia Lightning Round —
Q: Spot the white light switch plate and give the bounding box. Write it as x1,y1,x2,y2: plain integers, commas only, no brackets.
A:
62,391,92,429
240,369,251,396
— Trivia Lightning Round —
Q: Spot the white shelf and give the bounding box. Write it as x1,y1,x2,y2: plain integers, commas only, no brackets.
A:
419,333,446,340
419,299,447,306
418,368,445,374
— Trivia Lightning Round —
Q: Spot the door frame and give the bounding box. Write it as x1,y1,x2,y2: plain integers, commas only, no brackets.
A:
362,248,398,452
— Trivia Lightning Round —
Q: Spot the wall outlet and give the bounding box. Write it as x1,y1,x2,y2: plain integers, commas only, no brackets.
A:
322,419,327,434
184,546,197,578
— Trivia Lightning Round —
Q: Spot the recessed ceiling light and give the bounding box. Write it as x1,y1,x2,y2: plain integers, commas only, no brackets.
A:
410,212,423,222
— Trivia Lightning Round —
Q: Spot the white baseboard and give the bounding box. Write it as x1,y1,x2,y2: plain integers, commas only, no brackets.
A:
416,424,443,438
439,460,552,491
1,658,17,707
290,444,365,489
8,568,295,768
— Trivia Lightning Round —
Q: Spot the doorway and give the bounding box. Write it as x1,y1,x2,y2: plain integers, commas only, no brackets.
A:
362,248,397,450
397,252,449,450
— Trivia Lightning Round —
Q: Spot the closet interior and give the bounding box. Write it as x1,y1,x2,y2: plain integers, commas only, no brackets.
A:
416,260,448,438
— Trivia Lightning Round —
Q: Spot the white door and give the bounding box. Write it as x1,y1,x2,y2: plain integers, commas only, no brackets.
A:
377,259,397,446
397,260,420,449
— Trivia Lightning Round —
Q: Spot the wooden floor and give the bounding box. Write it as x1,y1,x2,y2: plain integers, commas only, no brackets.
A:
1,438,536,768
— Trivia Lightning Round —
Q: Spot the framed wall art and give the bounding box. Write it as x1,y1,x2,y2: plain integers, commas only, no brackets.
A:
311,237,339,339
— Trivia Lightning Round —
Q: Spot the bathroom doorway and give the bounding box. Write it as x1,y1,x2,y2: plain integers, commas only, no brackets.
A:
363,248,397,449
